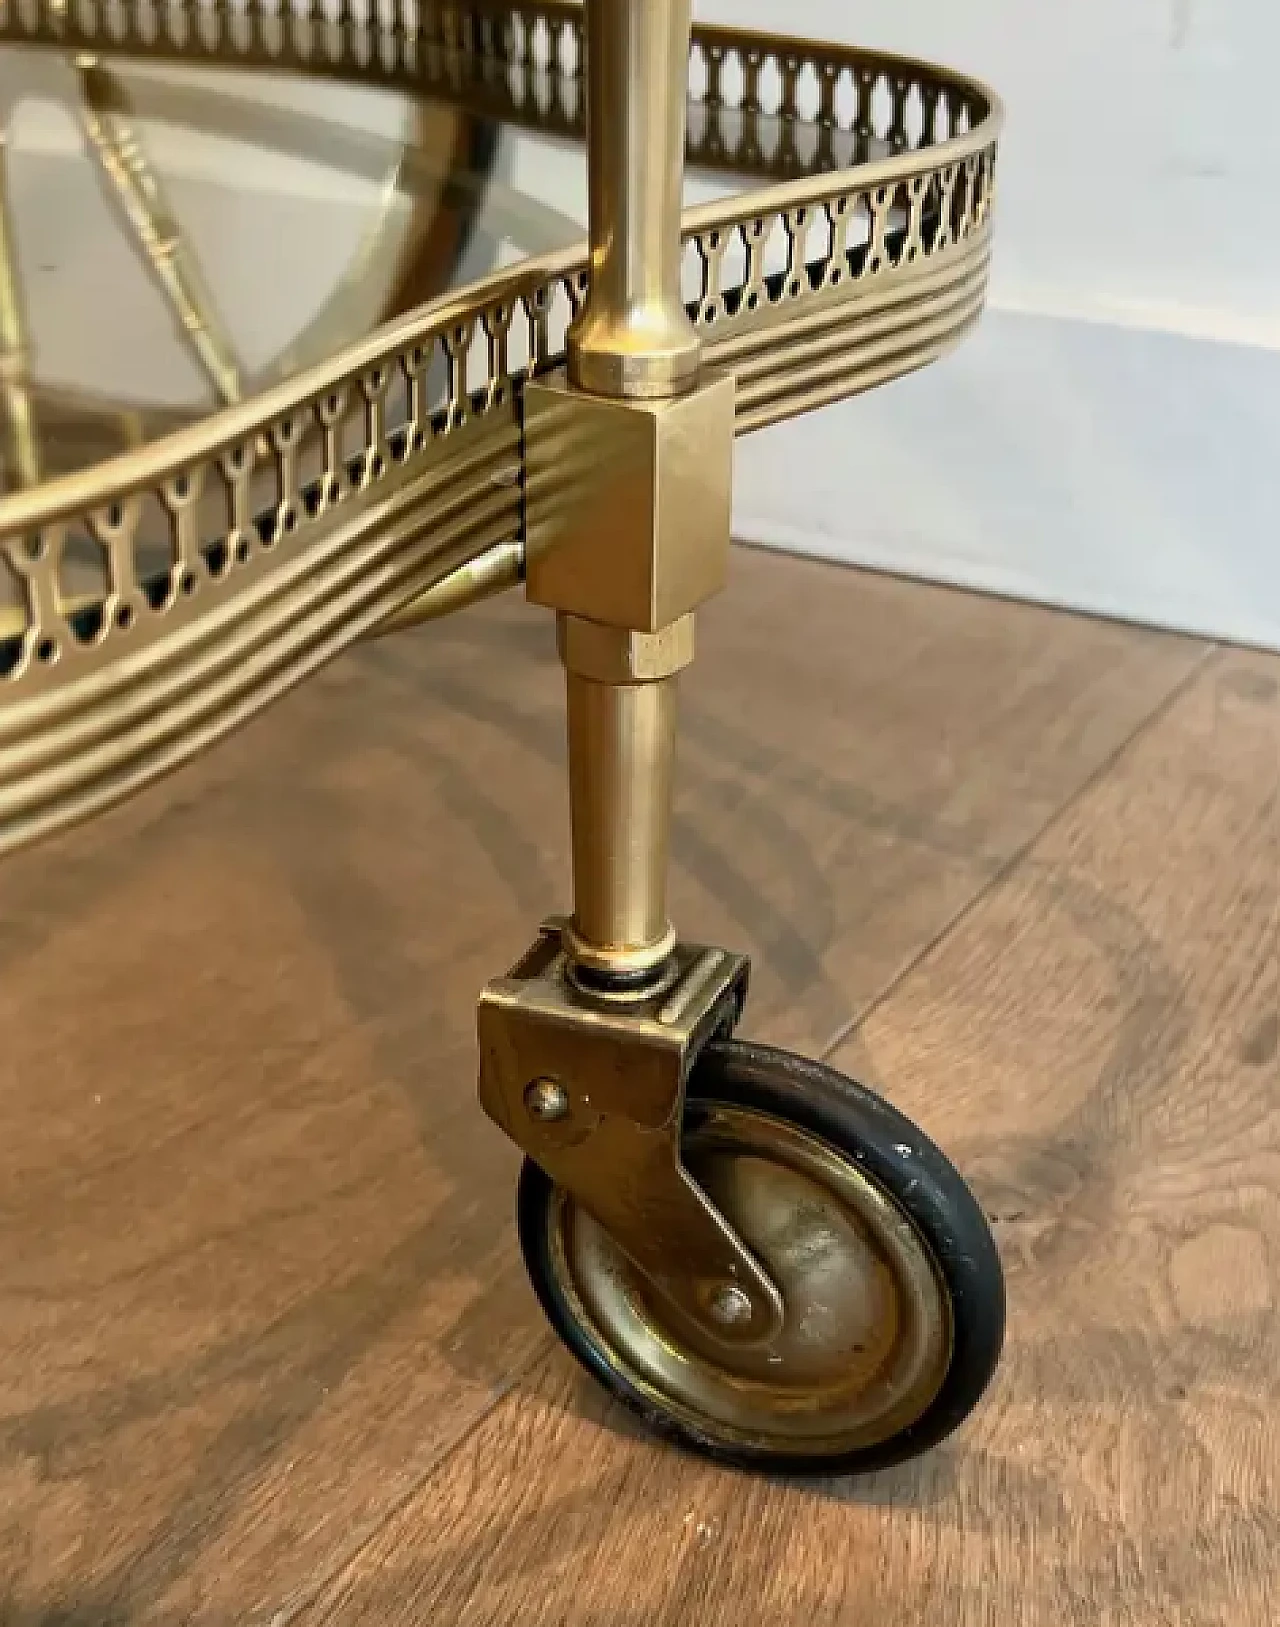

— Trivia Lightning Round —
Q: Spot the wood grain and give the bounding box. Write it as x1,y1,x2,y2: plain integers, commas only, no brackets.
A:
291,645,1278,1627
0,550,1207,1624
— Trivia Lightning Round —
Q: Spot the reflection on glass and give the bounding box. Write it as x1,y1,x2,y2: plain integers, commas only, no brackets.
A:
0,48,586,489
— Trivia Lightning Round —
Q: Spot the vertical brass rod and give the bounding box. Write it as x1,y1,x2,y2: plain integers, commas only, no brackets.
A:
563,666,678,978
556,0,704,984
566,0,699,402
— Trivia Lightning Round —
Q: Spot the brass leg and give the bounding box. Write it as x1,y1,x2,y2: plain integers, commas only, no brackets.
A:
479,0,780,1334
538,0,732,991
568,0,699,401
564,673,677,981
560,612,684,984
552,0,701,990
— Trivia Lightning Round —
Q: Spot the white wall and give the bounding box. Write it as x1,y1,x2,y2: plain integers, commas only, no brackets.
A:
698,0,1280,648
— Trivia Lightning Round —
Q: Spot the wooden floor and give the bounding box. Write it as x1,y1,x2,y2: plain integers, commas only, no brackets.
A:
0,548,1275,1626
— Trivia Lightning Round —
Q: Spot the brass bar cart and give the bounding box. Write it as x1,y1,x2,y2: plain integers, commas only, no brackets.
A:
0,0,1005,1472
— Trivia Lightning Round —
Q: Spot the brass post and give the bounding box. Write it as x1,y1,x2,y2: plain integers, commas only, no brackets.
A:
561,627,681,979
556,0,701,987
565,673,675,971
567,0,700,402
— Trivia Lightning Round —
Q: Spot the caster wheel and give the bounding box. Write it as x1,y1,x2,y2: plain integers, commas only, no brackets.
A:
518,1039,1005,1473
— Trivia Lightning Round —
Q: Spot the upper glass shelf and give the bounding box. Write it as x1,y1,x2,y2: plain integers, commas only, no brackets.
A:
0,48,588,488
0,4,920,493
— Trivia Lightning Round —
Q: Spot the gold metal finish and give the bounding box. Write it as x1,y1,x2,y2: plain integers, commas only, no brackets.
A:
530,0,723,987
546,1103,953,1454
563,667,677,978
0,1,1002,864
557,613,694,686
566,0,700,401
553,616,696,977
377,536,523,634
0,404,522,853
478,923,784,1340
524,369,734,632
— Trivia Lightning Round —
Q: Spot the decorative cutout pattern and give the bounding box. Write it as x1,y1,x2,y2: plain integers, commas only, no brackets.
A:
0,1,987,182
0,0,1000,851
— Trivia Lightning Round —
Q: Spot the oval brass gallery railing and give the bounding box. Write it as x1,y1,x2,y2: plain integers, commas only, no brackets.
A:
0,0,1001,854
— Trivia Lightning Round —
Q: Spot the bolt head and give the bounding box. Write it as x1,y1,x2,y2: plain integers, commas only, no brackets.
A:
705,1282,754,1327
524,1076,570,1123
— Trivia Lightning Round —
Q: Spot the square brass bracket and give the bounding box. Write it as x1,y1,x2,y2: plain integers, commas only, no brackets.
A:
523,368,736,632
477,921,783,1341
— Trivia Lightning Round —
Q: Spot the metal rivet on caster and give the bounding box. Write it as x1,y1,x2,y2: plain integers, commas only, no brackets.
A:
705,1282,754,1327
524,1077,570,1123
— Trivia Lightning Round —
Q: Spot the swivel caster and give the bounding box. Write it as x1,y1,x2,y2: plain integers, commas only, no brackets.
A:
518,1039,1005,1473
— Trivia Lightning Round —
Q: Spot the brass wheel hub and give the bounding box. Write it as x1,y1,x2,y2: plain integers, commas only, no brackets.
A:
547,1105,953,1455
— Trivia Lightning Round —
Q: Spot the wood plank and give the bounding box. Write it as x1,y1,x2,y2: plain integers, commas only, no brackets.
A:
0,551,1204,1624
292,645,1278,1627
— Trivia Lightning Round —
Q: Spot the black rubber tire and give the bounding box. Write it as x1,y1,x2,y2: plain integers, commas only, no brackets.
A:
518,1038,1006,1475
